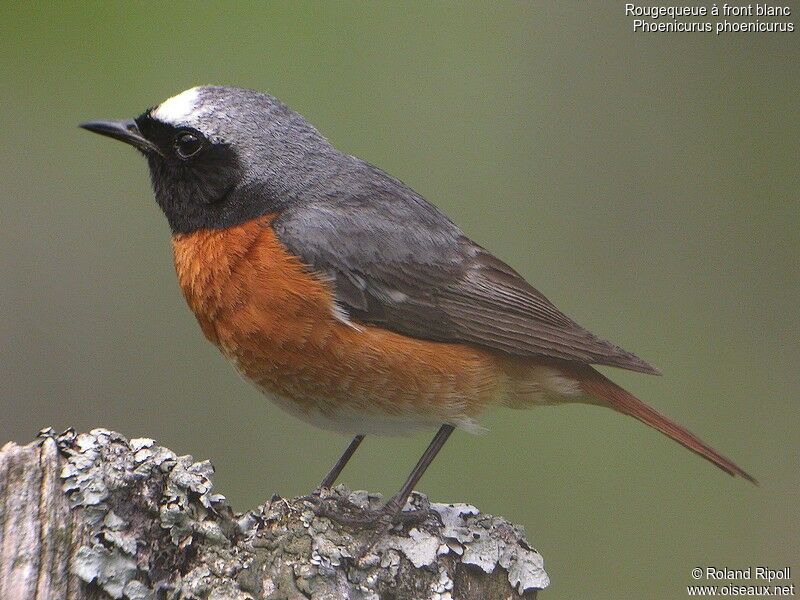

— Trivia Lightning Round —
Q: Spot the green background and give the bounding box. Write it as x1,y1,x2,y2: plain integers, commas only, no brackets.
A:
2,3,797,598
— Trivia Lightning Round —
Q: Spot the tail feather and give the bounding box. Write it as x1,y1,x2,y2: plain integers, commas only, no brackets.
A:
575,366,757,484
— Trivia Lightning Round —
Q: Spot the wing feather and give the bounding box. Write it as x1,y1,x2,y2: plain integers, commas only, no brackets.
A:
273,184,659,375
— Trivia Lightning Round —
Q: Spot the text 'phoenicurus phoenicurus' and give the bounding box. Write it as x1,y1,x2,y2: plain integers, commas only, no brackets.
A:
80,86,756,520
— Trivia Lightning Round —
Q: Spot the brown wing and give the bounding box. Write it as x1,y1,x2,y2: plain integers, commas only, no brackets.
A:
273,188,660,375
439,245,660,373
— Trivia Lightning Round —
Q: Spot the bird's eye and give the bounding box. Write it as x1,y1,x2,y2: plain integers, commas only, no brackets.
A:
173,131,204,159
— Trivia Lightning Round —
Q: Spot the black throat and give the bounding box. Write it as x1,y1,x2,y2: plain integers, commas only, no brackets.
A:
147,154,288,234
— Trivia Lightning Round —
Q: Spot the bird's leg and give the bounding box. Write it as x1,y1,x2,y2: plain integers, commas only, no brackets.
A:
381,424,454,518
304,425,454,527
302,434,366,517
319,434,365,489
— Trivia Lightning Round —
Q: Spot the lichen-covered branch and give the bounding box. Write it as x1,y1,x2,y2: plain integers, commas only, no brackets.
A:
0,428,549,599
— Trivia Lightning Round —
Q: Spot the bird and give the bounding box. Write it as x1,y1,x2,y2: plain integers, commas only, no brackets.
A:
80,85,756,519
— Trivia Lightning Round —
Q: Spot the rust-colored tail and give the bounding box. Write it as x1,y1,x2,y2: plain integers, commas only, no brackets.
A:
574,366,757,484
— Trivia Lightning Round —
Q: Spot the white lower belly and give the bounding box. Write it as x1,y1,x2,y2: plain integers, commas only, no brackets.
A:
259,388,483,436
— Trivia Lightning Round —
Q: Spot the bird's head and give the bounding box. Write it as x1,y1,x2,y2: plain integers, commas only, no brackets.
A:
81,86,339,233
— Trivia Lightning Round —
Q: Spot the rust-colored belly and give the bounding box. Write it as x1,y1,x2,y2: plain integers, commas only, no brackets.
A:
171,215,506,434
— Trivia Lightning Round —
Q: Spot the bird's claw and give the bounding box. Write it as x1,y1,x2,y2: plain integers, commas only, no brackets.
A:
300,489,435,528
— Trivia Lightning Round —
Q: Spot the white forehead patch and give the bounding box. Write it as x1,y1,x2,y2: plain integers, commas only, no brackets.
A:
151,87,202,125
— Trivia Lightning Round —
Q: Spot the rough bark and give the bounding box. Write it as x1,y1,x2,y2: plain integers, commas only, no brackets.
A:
0,428,549,599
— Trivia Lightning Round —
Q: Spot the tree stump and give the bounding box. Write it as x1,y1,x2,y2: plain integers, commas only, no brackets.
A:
0,428,549,599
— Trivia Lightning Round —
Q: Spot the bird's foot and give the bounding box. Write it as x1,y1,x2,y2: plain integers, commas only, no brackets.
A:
314,502,433,529
300,488,435,528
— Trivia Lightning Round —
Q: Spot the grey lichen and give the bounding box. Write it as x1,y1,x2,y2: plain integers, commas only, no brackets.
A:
2,428,548,599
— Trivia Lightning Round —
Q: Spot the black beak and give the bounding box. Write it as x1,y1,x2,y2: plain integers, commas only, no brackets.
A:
79,119,162,156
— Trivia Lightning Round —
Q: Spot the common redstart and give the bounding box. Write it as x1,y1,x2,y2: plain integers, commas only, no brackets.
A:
80,86,755,519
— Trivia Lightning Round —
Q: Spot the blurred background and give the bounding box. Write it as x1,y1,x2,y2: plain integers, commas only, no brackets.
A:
1,3,797,598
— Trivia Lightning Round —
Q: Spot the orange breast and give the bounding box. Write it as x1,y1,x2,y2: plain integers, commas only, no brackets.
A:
171,215,511,434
